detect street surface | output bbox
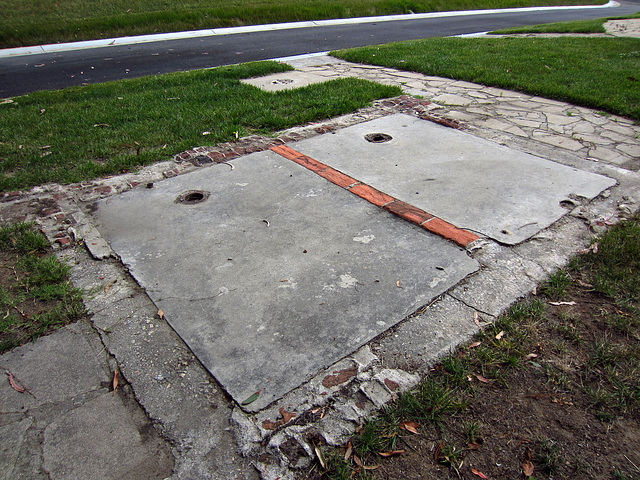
[1,1,640,97]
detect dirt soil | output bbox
[304,274,640,480]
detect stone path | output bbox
[285,55,640,171]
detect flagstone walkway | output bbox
[284,55,640,172]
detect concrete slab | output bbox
[241,71,332,92]
[93,150,478,410]
[288,114,616,244]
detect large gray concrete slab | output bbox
[290,114,616,244]
[93,150,478,410]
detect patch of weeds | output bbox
[507,298,546,321]
[579,216,640,305]
[436,442,464,473]
[605,310,640,337]
[536,438,561,475]
[462,421,481,443]
[415,379,467,422]
[585,384,617,416]
[0,222,85,353]
[612,470,640,480]
[356,417,399,456]
[0,222,49,253]
[322,451,369,480]
[543,363,571,391]
[440,353,471,389]
[551,314,583,344]
[541,269,573,300]
[587,338,621,370]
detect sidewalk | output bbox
[1,49,639,480]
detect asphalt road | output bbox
[1,1,639,97]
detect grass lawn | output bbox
[309,214,640,480]
[491,9,640,33]
[332,36,640,121]
[0,223,85,353]
[0,0,605,48]
[0,61,401,192]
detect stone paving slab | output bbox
[285,113,616,244]
[93,149,479,411]
[241,71,331,91]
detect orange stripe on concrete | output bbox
[270,145,480,248]
[421,217,480,247]
[270,145,303,160]
[383,200,434,225]
[348,184,394,207]
[291,155,328,173]
[317,168,359,188]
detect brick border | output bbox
[270,145,480,248]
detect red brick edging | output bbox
[270,145,479,248]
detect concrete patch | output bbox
[93,150,478,410]
[241,71,333,92]
[288,114,616,244]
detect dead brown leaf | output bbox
[495,330,505,340]
[522,460,534,476]
[400,420,419,434]
[434,441,443,462]
[104,280,115,293]
[112,370,118,396]
[157,309,165,319]
[344,442,353,462]
[468,341,482,349]
[474,311,482,328]
[353,454,363,468]
[314,445,326,469]
[279,406,296,423]
[471,468,489,479]
[378,450,405,457]
[262,419,278,430]
[475,374,490,384]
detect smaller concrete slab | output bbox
[241,71,332,92]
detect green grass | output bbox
[0,222,85,353]
[580,219,640,305]
[491,10,640,34]
[0,61,401,192]
[332,36,640,121]
[0,0,605,49]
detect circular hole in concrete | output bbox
[365,133,393,143]
[176,190,210,205]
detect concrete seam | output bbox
[86,293,178,451]
[445,292,495,320]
